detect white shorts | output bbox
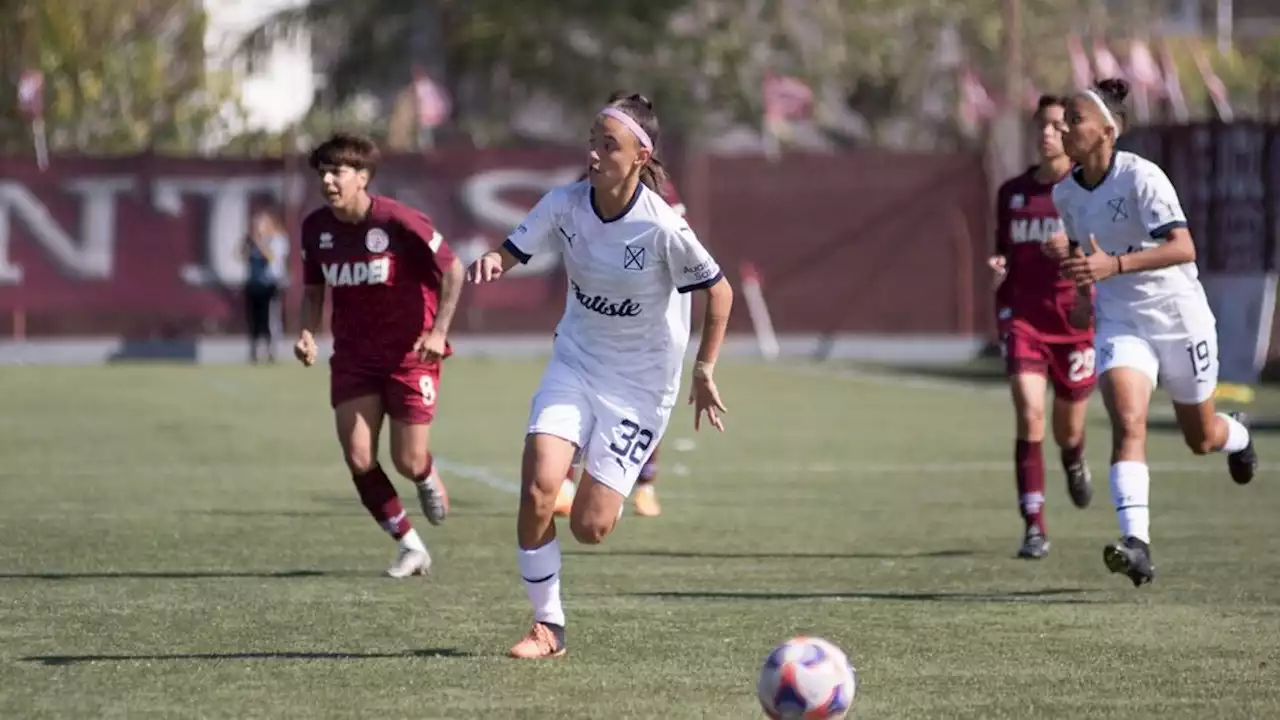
[527,360,673,497]
[1095,296,1218,405]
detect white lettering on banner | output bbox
[152,176,300,287]
[0,178,135,284]
[459,166,581,278]
[0,165,578,289]
[321,257,391,286]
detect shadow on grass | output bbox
[566,549,978,561]
[0,569,356,581]
[626,587,1100,605]
[22,648,471,666]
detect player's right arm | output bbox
[990,181,1012,292]
[295,216,325,366]
[468,188,563,284]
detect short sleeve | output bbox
[1133,163,1188,239]
[395,205,456,270]
[665,222,723,293]
[300,217,323,286]
[993,183,1011,256]
[502,189,562,264]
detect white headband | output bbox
[598,107,653,150]
[1082,89,1120,137]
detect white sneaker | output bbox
[384,547,431,578]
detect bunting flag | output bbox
[1159,40,1191,122]
[17,70,48,170]
[1189,43,1234,122]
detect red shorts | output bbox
[1003,329,1096,402]
[330,363,441,425]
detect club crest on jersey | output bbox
[1108,197,1128,222]
[365,228,390,253]
[1010,194,1025,209]
[319,232,334,249]
[623,246,645,270]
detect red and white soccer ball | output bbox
[757,636,858,719]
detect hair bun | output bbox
[606,91,653,110]
[1095,78,1130,103]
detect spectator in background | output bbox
[242,208,290,363]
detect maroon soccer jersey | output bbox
[301,196,457,370]
[994,167,1092,343]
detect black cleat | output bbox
[1226,412,1257,486]
[1017,529,1051,559]
[1064,460,1093,509]
[1103,536,1155,587]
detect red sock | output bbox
[1015,440,1046,534]
[352,465,411,539]
[1060,442,1084,470]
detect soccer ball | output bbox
[756,636,857,719]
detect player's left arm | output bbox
[667,223,733,431]
[398,209,463,363]
[1115,164,1195,273]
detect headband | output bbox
[1082,89,1120,137]
[598,107,653,150]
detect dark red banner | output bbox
[0,150,991,338]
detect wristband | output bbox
[1116,255,1124,275]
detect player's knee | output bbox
[342,446,377,475]
[568,514,612,545]
[390,448,429,480]
[1016,407,1045,439]
[519,474,559,517]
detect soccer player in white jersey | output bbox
[1048,78,1258,587]
[467,94,734,658]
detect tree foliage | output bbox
[0,0,241,155]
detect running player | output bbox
[990,94,1095,560]
[554,92,689,519]
[295,132,462,578]
[1049,79,1258,587]
[468,94,733,659]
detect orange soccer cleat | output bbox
[553,479,576,517]
[632,483,661,517]
[508,622,566,659]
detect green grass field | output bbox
[1,360,1278,719]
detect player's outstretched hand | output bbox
[467,251,505,284]
[987,254,1008,288]
[1061,234,1118,284]
[413,328,447,364]
[688,362,726,432]
[294,331,318,367]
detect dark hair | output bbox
[602,91,668,192]
[1036,94,1067,112]
[308,132,380,179]
[1092,78,1130,132]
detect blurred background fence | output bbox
[3,0,1280,381]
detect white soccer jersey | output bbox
[503,180,723,406]
[1052,151,1202,324]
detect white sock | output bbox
[399,528,426,553]
[1110,461,1151,543]
[1217,413,1251,453]
[518,539,565,627]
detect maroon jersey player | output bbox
[989,95,1095,560]
[294,132,464,578]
